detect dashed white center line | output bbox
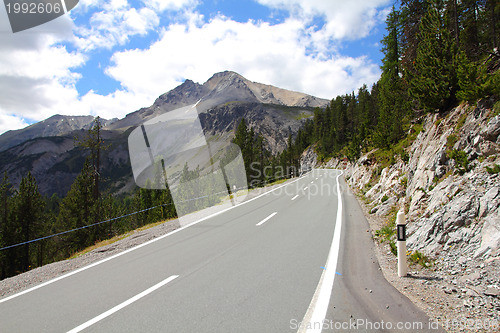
[67,275,179,333]
[256,212,277,226]
[291,195,299,201]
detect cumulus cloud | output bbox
[142,0,199,12]
[106,13,380,100]
[0,0,388,135]
[0,6,85,133]
[0,114,30,134]
[257,0,390,40]
[74,1,160,51]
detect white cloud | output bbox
[74,1,160,51]
[0,7,85,133]
[76,89,154,120]
[257,0,391,40]
[105,14,380,101]
[0,114,30,134]
[142,0,199,12]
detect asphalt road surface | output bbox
[0,169,443,332]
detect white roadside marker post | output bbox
[396,210,408,277]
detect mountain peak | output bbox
[208,70,244,80]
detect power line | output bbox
[0,172,298,252]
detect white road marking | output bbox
[291,195,299,201]
[256,212,277,226]
[301,170,344,333]
[67,275,179,333]
[304,186,308,190]
[0,171,313,304]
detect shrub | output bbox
[450,149,471,175]
[486,164,500,174]
[401,150,410,163]
[446,134,458,150]
[389,240,397,256]
[375,223,395,242]
[456,113,468,132]
[408,250,433,268]
[400,176,408,189]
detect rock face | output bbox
[343,100,500,262]
[301,99,500,263]
[299,145,318,174]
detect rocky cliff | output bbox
[301,99,500,304]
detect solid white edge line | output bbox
[66,275,179,333]
[256,212,277,226]
[0,171,313,304]
[300,169,343,333]
[291,194,299,201]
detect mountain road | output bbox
[0,169,442,332]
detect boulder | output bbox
[480,116,500,142]
[474,212,500,258]
[479,187,500,218]
[445,192,478,227]
[435,165,447,179]
[375,197,397,216]
[479,141,498,157]
[484,287,500,297]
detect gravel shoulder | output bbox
[0,178,294,300]
[354,191,500,333]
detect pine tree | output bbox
[56,159,96,256]
[12,172,45,272]
[375,6,406,147]
[233,118,251,173]
[460,0,481,60]
[139,186,153,226]
[409,0,458,112]
[400,0,430,76]
[76,117,107,238]
[0,173,13,279]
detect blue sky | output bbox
[0,0,392,134]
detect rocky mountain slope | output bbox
[0,71,328,196]
[0,115,117,152]
[342,99,500,262]
[107,71,327,131]
[301,99,500,325]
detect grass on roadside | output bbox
[68,218,176,260]
[374,206,398,256]
[408,250,433,268]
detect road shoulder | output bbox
[348,185,476,333]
